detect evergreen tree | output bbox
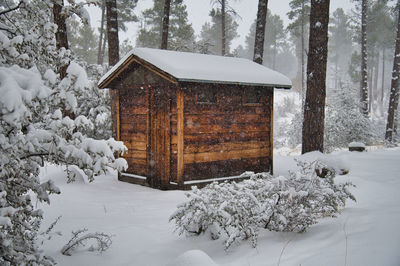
[366,1,395,111]
[287,0,310,92]
[253,0,268,64]
[245,11,287,69]
[385,0,400,142]
[136,0,195,52]
[67,16,98,64]
[360,0,369,114]
[161,0,171,49]
[0,1,126,264]
[328,8,353,89]
[199,8,239,55]
[97,0,138,64]
[302,0,330,154]
[325,84,376,151]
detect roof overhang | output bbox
[98,48,292,90]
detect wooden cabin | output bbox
[98,48,292,190]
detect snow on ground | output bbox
[40,148,400,266]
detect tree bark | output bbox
[302,0,330,154]
[53,0,69,79]
[253,0,268,65]
[221,0,226,56]
[360,0,369,115]
[161,0,171,49]
[106,0,120,65]
[372,50,380,111]
[381,48,385,104]
[97,0,106,64]
[106,0,120,139]
[385,0,400,142]
[301,1,306,95]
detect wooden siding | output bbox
[178,84,273,181]
[119,88,148,176]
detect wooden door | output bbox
[149,86,171,189]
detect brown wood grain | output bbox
[184,140,269,154]
[177,88,184,186]
[184,148,270,164]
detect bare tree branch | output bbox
[0,1,23,16]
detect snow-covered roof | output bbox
[98,48,292,89]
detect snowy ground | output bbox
[40,147,400,266]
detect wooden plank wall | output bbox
[119,87,149,176]
[174,84,273,181]
[149,86,171,189]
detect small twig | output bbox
[343,219,349,266]
[277,234,297,266]
[0,0,23,16]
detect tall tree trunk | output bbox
[97,0,106,65]
[273,39,277,69]
[106,0,119,66]
[381,48,385,104]
[373,51,380,111]
[106,0,120,140]
[101,34,107,64]
[53,0,69,79]
[253,0,268,64]
[368,51,374,113]
[221,0,226,56]
[301,1,306,95]
[360,0,369,115]
[161,0,171,49]
[302,0,330,154]
[385,0,400,142]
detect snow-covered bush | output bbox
[324,84,377,152]
[170,160,355,250]
[0,1,125,264]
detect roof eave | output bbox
[178,78,292,89]
[98,54,179,89]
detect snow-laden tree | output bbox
[325,84,376,152]
[0,1,127,264]
[170,160,355,250]
[136,0,195,52]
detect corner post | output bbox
[177,88,184,187]
[270,89,274,175]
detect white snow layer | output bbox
[39,148,400,266]
[166,250,219,266]
[99,48,292,88]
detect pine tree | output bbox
[246,12,287,68]
[0,1,126,264]
[385,0,400,142]
[328,8,353,89]
[302,0,330,154]
[325,84,375,151]
[253,0,268,64]
[161,0,171,49]
[360,0,369,115]
[67,16,98,64]
[106,0,120,143]
[199,8,239,55]
[136,0,195,52]
[97,0,138,64]
[53,0,69,78]
[287,0,310,93]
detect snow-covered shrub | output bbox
[170,160,355,250]
[0,1,125,264]
[324,84,377,152]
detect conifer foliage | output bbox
[170,160,355,250]
[0,1,126,264]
